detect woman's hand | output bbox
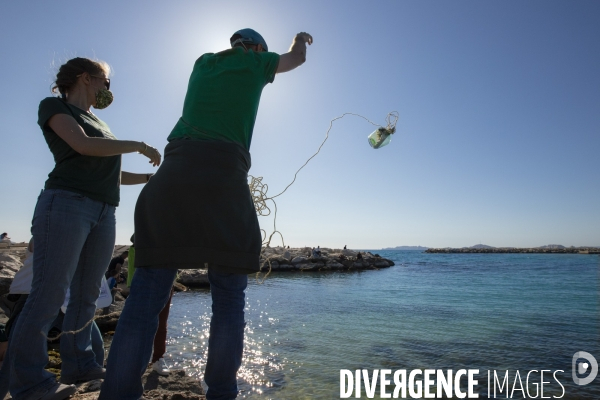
[139,142,161,166]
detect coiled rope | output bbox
[251,111,399,282]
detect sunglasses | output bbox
[91,75,111,90]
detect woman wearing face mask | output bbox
[5,57,161,400]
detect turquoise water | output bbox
[165,251,599,399]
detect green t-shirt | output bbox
[167,48,280,149]
[38,97,122,206]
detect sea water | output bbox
[165,251,599,399]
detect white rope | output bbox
[250,112,399,282]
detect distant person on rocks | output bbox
[357,252,363,260]
[343,245,347,250]
[99,29,313,400]
[102,268,123,315]
[106,269,121,291]
[0,233,10,243]
[5,57,161,400]
[105,250,128,279]
[312,246,322,258]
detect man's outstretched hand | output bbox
[277,32,314,74]
[296,32,313,45]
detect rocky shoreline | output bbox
[106,245,396,288]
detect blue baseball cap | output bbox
[230,28,268,52]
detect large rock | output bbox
[326,261,344,269]
[143,369,204,398]
[0,253,22,295]
[275,263,295,271]
[291,256,308,264]
[72,368,205,399]
[341,249,357,257]
[177,269,209,288]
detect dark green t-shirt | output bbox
[167,48,280,149]
[38,97,122,206]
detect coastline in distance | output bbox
[382,246,429,251]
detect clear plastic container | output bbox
[368,127,393,149]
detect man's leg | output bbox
[204,268,248,400]
[151,288,174,363]
[99,267,176,400]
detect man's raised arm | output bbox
[277,32,313,74]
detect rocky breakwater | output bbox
[0,245,395,298]
[259,247,395,272]
[129,247,396,288]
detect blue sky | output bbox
[1,0,598,248]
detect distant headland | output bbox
[424,244,600,254]
[382,246,429,251]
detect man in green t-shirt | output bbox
[100,29,313,400]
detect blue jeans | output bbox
[99,267,247,400]
[49,312,104,367]
[0,321,104,400]
[7,189,115,400]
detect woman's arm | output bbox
[47,114,161,166]
[121,171,153,185]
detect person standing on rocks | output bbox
[99,29,313,400]
[105,250,128,279]
[5,57,161,400]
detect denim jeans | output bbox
[50,312,104,367]
[0,320,104,400]
[7,189,115,400]
[99,267,248,400]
